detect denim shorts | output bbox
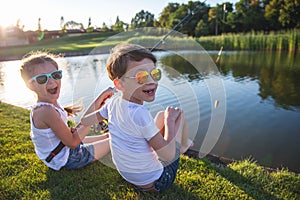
[135,143,181,192]
[63,142,95,169]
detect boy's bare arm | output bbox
[148,107,181,161]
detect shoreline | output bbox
[0,49,110,62]
[185,149,283,174]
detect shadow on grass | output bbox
[135,185,201,200]
[199,154,281,200]
[39,153,197,200]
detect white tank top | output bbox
[30,102,70,170]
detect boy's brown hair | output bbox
[106,43,157,80]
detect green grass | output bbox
[0,32,118,59]
[1,101,299,200]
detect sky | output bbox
[0,0,238,31]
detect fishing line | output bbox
[151,0,206,52]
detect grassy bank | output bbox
[1,29,299,62]
[0,32,118,61]
[0,101,299,199]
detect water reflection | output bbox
[218,51,300,110]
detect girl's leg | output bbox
[82,133,109,143]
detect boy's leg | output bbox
[154,111,165,136]
[155,109,193,154]
[92,138,110,161]
[175,112,193,154]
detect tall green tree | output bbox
[64,21,84,30]
[228,0,267,32]
[86,17,93,32]
[112,16,124,32]
[37,18,42,31]
[60,16,65,30]
[158,3,180,29]
[158,1,209,36]
[182,1,209,36]
[265,0,299,29]
[101,22,109,31]
[194,19,209,36]
[278,0,300,28]
[130,10,155,29]
[265,0,282,30]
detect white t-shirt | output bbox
[30,102,70,170]
[99,97,163,186]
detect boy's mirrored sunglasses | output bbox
[125,68,161,84]
[29,70,62,85]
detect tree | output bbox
[101,22,109,31]
[208,6,218,35]
[16,18,24,31]
[86,17,93,32]
[60,16,65,29]
[158,3,180,29]
[111,16,124,32]
[195,19,209,36]
[64,21,84,30]
[265,0,299,30]
[265,0,282,30]
[37,18,42,31]
[60,16,67,33]
[278,0,300,28]
[159,1,209,36]
[226,0,267,32]
[130,10,155,29]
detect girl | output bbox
[20,51,115,170]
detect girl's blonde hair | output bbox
[20,51,83,116]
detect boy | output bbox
[81,43,192,192]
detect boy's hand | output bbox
[164,106,182,123]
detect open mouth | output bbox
[48,87,58,95]
[142,89,155,94]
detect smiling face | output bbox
[116,58,158,104]
[27,62,61,106]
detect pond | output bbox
[0,50,299,173]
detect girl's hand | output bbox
[81,87,117,120]
[70,127,77,134]
[99,87,117,107]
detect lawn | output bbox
[0,102,299,200]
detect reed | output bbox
[197,29,300,52]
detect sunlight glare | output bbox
[0,60,36,108]
[0,0,40,30]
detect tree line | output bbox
[25,0,300,36]
[121,0,299,36]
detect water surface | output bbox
[1,50,299,172]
